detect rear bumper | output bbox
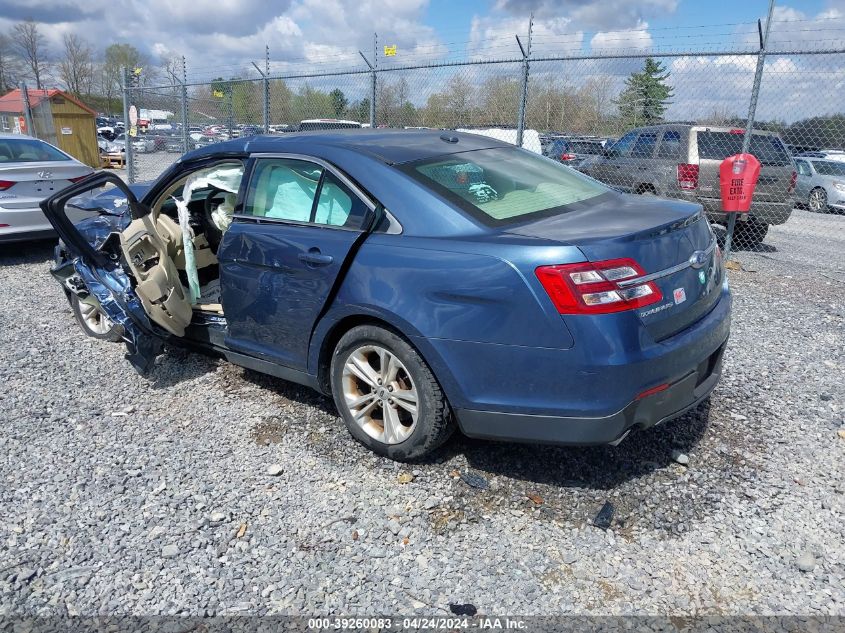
[456,343,725,445]
[420,282,731,446]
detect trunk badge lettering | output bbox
[674,288,686,304]
[37,170,52,179]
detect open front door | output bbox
[41,172,179,372]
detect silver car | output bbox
[580,124,796,247]
[0,134,94,242]
[794,158,845,213]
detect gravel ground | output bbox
[0,213,843,618]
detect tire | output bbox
[636,185,657,196]
[71,294,123,342]
[330,325,454,461]
[732,218,769,249]
[808,187,829,213]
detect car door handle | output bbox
[299,250,333,266]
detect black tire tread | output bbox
[331,324,454,461]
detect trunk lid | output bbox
[694,130,794,204]
[0,161,92,209]
[507,193,722,340]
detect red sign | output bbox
[719,153,761,213]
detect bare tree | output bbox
[11,19,49,89]
[0,32,22,94]
[59,33,94,97]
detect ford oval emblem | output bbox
[689,250,708,269]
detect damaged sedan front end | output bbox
[47,173,164,372]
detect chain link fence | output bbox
[121,41,845,268]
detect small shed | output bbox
[0,88,99,167]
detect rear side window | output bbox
[696,131,791,166]
[795,160,811,176]
[405,147,608,226]
[657,130,682,159]
[631,133,657,158]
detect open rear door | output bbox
[41,172,188,372]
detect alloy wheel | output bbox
[809,188,827,212]
[341,345,419,445]
[79,301,114,335]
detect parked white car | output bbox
[0,134,94,243]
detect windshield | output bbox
[814,161,845,176]
[697,131,791,166]
[0,138,71,162]
[406,147,608,225]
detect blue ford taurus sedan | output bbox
[44,130,730,460]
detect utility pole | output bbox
[181,56,189,153]
[359,35,377,128]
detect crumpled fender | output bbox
[68,256,163,374]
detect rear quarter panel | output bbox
[308,233,585,406]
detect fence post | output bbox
[515,14,533,147]
[264,46,270,133]
[358,44,376,128]
[19,82,34,137]
[724,0,775,259]
[227,85,234,138]
[181,57,189,153]
[371,32,378,127]
[122,68,135,184]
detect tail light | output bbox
[535,258,662,315]
[788,170,797,193]
[68,175,89,183]
[560,152,576,161]
[677,163,699,190]
[0,180,15,191]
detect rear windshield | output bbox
[568,141,605,154]
[814,161,845,176]
[696,131,791,166]
[0,138,71,162]
[405,147,608,226]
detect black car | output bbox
[543,137,607,167]
[163,132,196,153]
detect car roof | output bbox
[183,129,513,165]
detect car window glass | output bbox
[631,133,657,158]
[246,159,322,221]
[697,131,790,166]
[814,161,845,176]
[408,146,607,226]
[314,172,369,229]
[657,130,682,159]
[609,131,638,157]
[569,141,604,154]
[795,160,810,176]
[0,138,71,162]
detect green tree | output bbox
[329,88,347,118]
[101,43,149,114]
[355,97,371,124]
[616,57,673,127]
